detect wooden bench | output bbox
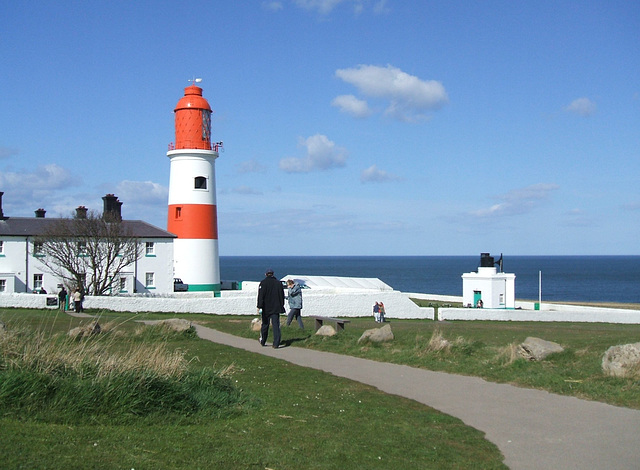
[309,316,351,332]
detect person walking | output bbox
[58,286,67,310]
[73,288,83,313]
[257,268,285,348]
[285,279,304,329]
[378,301,386,322]
[373,301,381,322]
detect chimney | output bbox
[76,206,88,219]
[102,194,122,222]
[35,208,46,218]
[0,191,4,219]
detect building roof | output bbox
[282,275,393,291]
[0,217,176,239]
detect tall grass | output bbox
[0,319,250,424]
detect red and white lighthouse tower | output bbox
[167,82,221,292]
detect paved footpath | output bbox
[194,325,640,470]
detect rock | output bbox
[316,325,336,336]
[250,318,262,331]
[358,324,394,344]
[602,342,640,378]
[157,318,192,332]
[518,337,564,361]
[68,322,101,338]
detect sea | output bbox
[220,256,640,304]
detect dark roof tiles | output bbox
[0,217,176,238]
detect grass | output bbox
[0,309,506,469]
[191,313,640,409]
[0,315,247,425]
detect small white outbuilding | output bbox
[462,254,515,309]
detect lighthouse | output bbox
[167,82,221,292]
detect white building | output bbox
[462,253,516,309]
[0,192,176,295]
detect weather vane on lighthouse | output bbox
[188,77,202,85]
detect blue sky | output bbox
[1,0,638,256]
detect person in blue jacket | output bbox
[285,279,304,329]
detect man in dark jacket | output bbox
[257,268,285,348]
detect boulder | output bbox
[602,342,640,378]
[316,325,336,336]
[518,337,564,361]
[250,318,262,332]
[68,322,101,338]
[358,324,394,344]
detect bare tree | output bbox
[34,210,142,296]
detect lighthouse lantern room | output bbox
[167,82,221,292]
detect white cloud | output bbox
[279,134,347,173]
[230,185,263,195]
[335,64,448,121]
[0,146,19,159]
[360,164,402,183]
[115,180,168,204]
[0,164,74,193]
[372,0,389,14]
[331,94,372,118]
[470,183,559,218]
[236,159,267,174]
[262,1,284,11]
[565,97,597,117]
[293,0,382,15]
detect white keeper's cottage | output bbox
[0,192,176,295]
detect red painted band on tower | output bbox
[168,204,218,239]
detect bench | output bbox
[309,316,351,332]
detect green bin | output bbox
[534,302,540,311]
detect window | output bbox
[194,176,207,190]
[120,277,127,292]
[0,240,4,255]
[145,272,155,288]
[145,242,155,256]
[175,207,182,219]
[33,241,44,256]
[0,279,5,292]
[202,109,211,142]
[77,241,88,256]
[33,274,43,291]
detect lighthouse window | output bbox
[175,207,182,219]
[194,176,207,190]
[202,110,211,142]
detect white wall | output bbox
[3,290,638,324]
[0,289,434,320]
[439,307,640,324]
